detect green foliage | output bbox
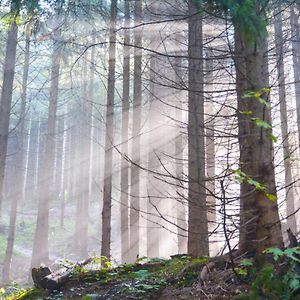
[242,88,271,108]
[19,256,209,299]
[239,110,253,116]
[241,88,277,142]
[251,118,272,129]
[235,259,254,276]
[263,247,300,263]
[82,294,99,300]
[233,168,278,202]
[193,0,269,43]
[233,169,266,191]
[239,248,300,300]
[0,283,35,300]
[132,269,151,280]
[266,193,277,202]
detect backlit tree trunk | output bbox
[147,56,160,258]
[31,36,61,267]
[101,0,117,258]
[120,0,131,263]
[274,3,296,233]
[235,4,283,254]
[129,0,142,263]
[174,33,187,254]
[187,0,209,257]
[74,57,90,258]
[290,4,300,152]
[2,24,30,282]
[205,50,216,254]
[0,13,18,215]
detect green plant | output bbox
[241,247,300,300]
[235,259,254,276]
[0,283,35,300]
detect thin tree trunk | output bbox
[147,57,160,258]
[174,34,187,254]
[187,1,209,257]
[74,57,90,258]
[205,50,216,251]
[129,0,142,263]
[31,37,61,267]
[54,118,64,199]
[120,0,131,263]
[60,109,68,229]
[101,0,117,258]
[290,4,300,152]
[274,3,297,233]
[25,118,40,202]
[235,4,283,254]
[2,24,30,282]
[0,13,18,216]
[88,43,96,205]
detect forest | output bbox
[1,0,300,299]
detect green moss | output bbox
[16,256,210,299]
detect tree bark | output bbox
[274,3,297,233]
[2,24,30,283]
[31,36,61,267]
[174,33,187,254]
[205,49,216,253]
[235,4,283,254]
[101,0,118,258]
[0,14,18,215]
[120,0,131,263]
[290,4,300,152]
[74,56,90,259]
[187,1,209,257]
[129,0,142,263]
[147,56,160,258]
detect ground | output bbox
[0,255,250,300]
[3,249,300,300]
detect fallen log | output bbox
[32,258,92,290]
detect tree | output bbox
[129,0,142,263]
[233,1,283,254]
[0,2,19,215]
[2,22,31,283]
[273,2,296,233]
[120,0,131,263]
[290,3,300,153]
[174,32,187,254]
[101,0,118,258]
[187,0,209,257]
[31,31,62,267]
[74,56,90,259]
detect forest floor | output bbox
[3,250,300,300]
[0,255,250,300]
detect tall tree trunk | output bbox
[2,24,30,282]
[205,50,216,252]
[290,4,300,153]
[31,37,61,267]
[0,13,18,215]
[274,3,297,233]
[54,118,64,199]
[120,0,131,263]
[174,34,187,254]
[235,4,283,254]
[147,57,160,258]
[129,0,142,263]
[74,57,90,258]
[187,1,209,257]
[60,107,68,228]
[101,0,117,258]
